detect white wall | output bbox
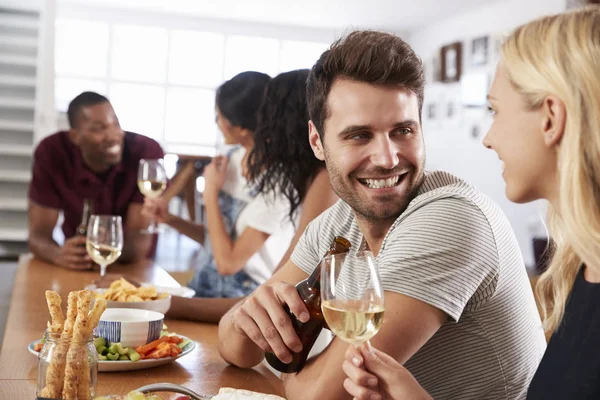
[408,0,567,268]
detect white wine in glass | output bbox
[86,215,124,277]
[138,158,168,233]
[321,251,385,346]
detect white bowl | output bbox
[95,308,164,348]
[104,295,171,315]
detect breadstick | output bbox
[86,298,107,336]
[63,291,79,336]
[77,297,105,400]
[62,290,92,400]
[39,291,67,398]
[44,290,64,334]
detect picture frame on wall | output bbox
[471,35,489,66]
[441,42,462,83]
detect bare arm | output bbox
[274,168,337,273]
[165,213,206,244]
[166,296,242,323]
[281,292,446,400]
[204,192,270,276]
[218,259,309,368]
[28,201,91,270]
[120,203,152,263]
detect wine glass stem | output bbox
[365,340,374,354]
[100,264,107,277]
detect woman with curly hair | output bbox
[247,68,338,271]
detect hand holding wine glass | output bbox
[321,250,385,346]
[86,215,124,277]
[138,158,167,233]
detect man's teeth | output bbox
[107,145,121,154]
[363,176,400,189]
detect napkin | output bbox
[212,388,286,400]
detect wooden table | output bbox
[0,257,284,398]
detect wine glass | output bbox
[137,158,168,233]
[86,215,124,277]
[320,250,385,347]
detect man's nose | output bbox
[370,136,399,170]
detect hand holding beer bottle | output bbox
[231,236,351,373]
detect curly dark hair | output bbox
[247,69,323,223]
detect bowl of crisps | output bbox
[91,278,172,315]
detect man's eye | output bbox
[487,106,496,116]
[349,133,369,140]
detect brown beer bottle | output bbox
[265,235,351,373]
[76,198,94,236]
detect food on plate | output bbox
[135,335,185,360]
[39,290,107,400]
[93,391,186,400]
[213,388,286,399]
[93,337,141,362]
[97,278,169,302]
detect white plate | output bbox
[28,335,195,372]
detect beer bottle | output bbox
[76,199,94,236]
[265,235,351,373]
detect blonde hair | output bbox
[501,6,600,333]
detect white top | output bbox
[291,170,547,400]
[222,146,295,284]
[236,190,296,284]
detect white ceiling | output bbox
[60,0,504,31]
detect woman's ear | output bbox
[542,95,566,148]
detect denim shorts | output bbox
[188,264,259,298]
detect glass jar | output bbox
[36,330,98,399]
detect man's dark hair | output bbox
[215,71,271,132]
[67,91,110,129]
[306,30,425,136]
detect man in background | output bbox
[28,91,164,270]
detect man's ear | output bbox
[68,128,80,145]
[308,121,325,161]
[541,95,566,148]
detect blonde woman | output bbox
[342,6,600,400]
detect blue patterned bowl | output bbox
[95,308,164,348]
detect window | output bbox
[111,25,169,83]
[54,18,329,153]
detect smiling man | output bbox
[217,31,546,400]
[28,91,164,270]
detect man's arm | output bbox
[218,259,309,368]
[28,201,91,269]
[282,292,446,400]
[120,203,152,262]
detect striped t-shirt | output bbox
[291,170,547,400]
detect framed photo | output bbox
[471,36,489,66]
[441,42,462,83]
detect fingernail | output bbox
[368,378,378,387]
[299,312,310,322]
[283,355,293,364]
[352,356,361,366]
[293,344,302,353]
[370,394,381,400]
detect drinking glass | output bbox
[86,215,124,277]
[320,251,385,347]
[137,158,168,233]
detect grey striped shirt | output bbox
[291,171,546,400]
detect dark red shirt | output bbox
[29,131,164,255]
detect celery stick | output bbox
[118,355,129,360]
[106,352,119,360]
[94,337,106,348]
